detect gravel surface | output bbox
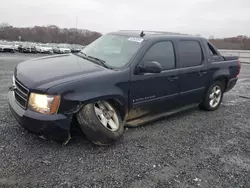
[0,53,250,188]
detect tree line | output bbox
[1,23,250,50]
[209,35,250,50]
[0,23,102,45]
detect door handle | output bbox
[198,71,207,76]
[168,76,179,81]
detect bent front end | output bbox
[8,82,72,142]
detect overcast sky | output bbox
[1,0,250,37]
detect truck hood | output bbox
[0,44,13,49]
[15,54,107,91]
[22,46,32,49]
[41,47,53,50]
[59,47,71,51]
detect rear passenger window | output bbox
[142,41,175,70]
[179,41,203,68]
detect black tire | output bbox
[77,101,124,146]
[200,81,224,111]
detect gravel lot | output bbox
[0,53,250,188]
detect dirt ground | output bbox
[0,53,250,188]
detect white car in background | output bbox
[53,44,71,54]
[13,42,21,51]
[36,44,53,54]
[0,41,15,53]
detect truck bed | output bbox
[223,56,239,61]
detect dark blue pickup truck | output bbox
[8,30,241,145]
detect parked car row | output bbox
[0,40,86,54]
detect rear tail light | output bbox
[236,59,241,78]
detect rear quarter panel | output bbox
[206,60,238,83]
[201,38,239,85]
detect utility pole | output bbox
[74,15,78,45]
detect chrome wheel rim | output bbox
[209,85,222,108]
[94,101,119,132]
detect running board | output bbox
[125,104,199,128]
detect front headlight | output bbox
[28,93,61,114]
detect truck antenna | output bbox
[140,31,145,37]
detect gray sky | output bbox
[1,0,250,37]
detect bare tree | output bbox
[209,35,214,40]
[0,24,102,45]
[0,22,10,28]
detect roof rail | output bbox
[118,30,188,36]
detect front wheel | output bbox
[77,100,124,146]
[200,81,224,111]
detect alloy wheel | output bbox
[94,101,119,132]
[209,85,222,108]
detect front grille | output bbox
[14,79,29,109]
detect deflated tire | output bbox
[77,101,124,146]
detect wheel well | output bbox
[107,99,127,121]
[215,76,228,91]
[74,98,127,121]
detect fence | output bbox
[219,50,250,63]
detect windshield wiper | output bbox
[86,55,111,69]
[79,51,87,56]
[78,52,111,69]
[78,51,88,59]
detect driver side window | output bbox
[142,41,176,70]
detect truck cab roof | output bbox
[109,30,206,41]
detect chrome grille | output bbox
[14,78,29,109]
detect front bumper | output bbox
[22,48,32,52]
[225,78,238,92]
[8,91,72,142]
[1,48,14,52]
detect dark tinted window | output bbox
[179,41,203,68]
[142,41,175,70]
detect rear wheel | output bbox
[77,100,124,146]
[200,81,224,111]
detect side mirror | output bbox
[137,61,163,74]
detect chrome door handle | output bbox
[168,76,179,81]
[198,71,207,76]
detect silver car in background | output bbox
[0,41,15,53]
[35,43,53,54]
[53,44,71,54]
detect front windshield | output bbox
[0,41,12,45]
[80,34,144,68]
[59,44,68,48]
[41,44,49,47]
[23,43,31,47]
